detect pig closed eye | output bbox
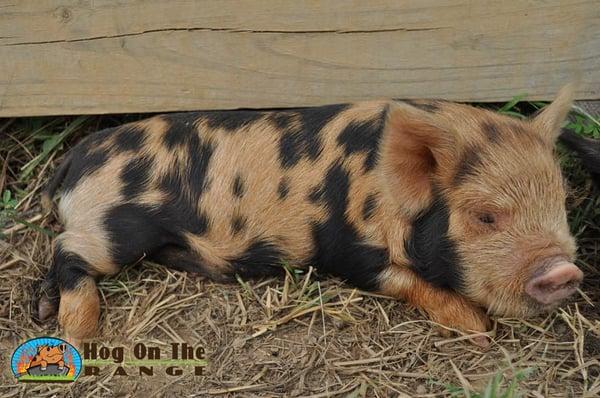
[478,213,495,225]
[468,210,500,233]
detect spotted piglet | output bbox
[38,86,583,345]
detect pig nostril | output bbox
[525,261,583,305]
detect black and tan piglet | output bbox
[38,86,583,345]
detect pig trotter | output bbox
[45,240,103,343]
[379,266,491,346]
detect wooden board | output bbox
[0,0,598,117]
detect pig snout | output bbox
[525,258,583,305]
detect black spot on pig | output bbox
[114,125,146,152]
[309,162,388,290]
[104,203,174,265]
[162,113,200,149]
[337,108,387,171]
[277,178,290,200]
[201,110,264,131]
[105,200,210,266]
[278,104,348,168]
[158,171,183,201]
[232,174,245,198]
[121,156,153,199]
[61,129,115,193]
[157,172,211,236]
[270,112,296,130]
[231,215,247,234]
[481,122,501,143]
[62,150,109,193]
[184,210,210,236]
[307,186,320,203]
[453,146,483,185]
[149,244,207,274]
[187,135,215,198]
[404,193,462,290]
[362,193,378,221]
[229,239,285,278]
[279,126,305,168]
[53,242,90,291]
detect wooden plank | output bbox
[0,0,598,117]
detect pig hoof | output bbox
[37,296,58,322]
[471,334,490,348]
[64,334,83,350]
[31,279,59,323]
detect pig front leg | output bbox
[378,265,491,346]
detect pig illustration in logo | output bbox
[26,344,67,374]
[12,337,81,382]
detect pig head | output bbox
[379,85,582,323]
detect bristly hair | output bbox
[404,190,463,291]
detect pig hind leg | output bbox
[38,239,102,343]
[38,204,184,341]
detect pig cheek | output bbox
[447,216,504,304]
[458,241,532,316]
[449,214,535,316]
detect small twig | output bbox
[2,213,43,235]
[317,281,327,346]
[199,383,267,395]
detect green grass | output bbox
[0,116,92,237]
[0,189,18,236]
[17,374,76,382]
[444,368,535,398]
[19,116,88,181]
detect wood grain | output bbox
[0,0,598,116]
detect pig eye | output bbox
[478,213,496,225]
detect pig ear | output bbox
[380,103,455,216]
[532,84,575,143]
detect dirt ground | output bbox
[0,109,599,397]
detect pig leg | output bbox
[379,266,490,344]
[58,359,64,370]
[40,360,48,371]
[38,237,104,345]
